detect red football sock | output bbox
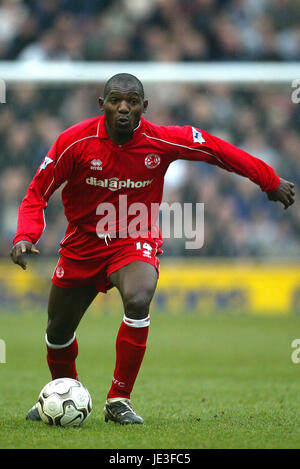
[46,334,78,380]
[107,315,150,399]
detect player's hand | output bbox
[10,241,40,270]
[267,178,295,210]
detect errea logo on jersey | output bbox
[86,177,153,191]
[90,159,103,170]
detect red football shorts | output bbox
[51,237,162,293]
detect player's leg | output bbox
[110,260,158,320]
[104,261,157,424]
[27,282,98,421]
[46,283,98,380]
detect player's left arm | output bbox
[165,125,295,209]
[266,178,295,210]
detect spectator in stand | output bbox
[0,0,299,61]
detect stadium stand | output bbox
[0,0,299,258]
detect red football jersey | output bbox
[13,115,280,259]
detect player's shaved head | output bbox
[99,73,148,144]
[104,73,145,99]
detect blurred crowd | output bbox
[0,81,299,258]
[0,0,299,259]
[0,0,300,62]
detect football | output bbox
[37,378,92,427]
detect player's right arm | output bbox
[10,240,40,270]
[10,134,74,269]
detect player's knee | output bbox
[46,320,74,346]
[123,290,152,319]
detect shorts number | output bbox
[136,242,153,258]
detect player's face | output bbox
[99,84,148,137]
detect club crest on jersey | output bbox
[39,156,54,172]
[192,127,206,144]
[90,159,103,171]
[55,266,64,278]
[145,154,160,169]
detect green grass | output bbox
[0,311,300,449]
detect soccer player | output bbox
[10,73,295,424]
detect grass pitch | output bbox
[0,311,300,449]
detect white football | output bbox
[37,378,92,427]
